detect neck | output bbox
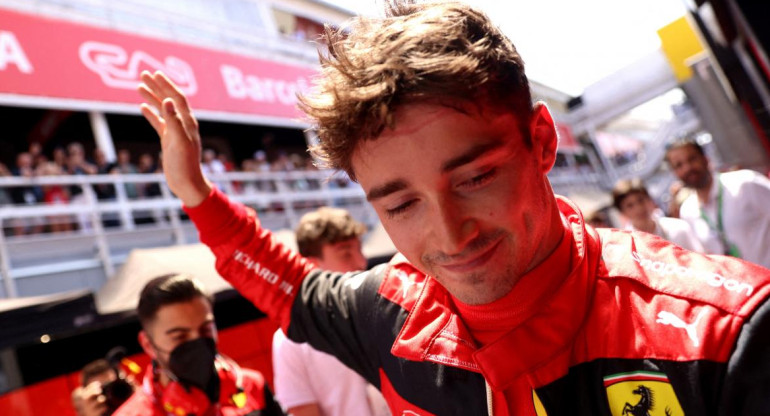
[696,173,714,203]
[526,201,565,274]
[157,365,171,387]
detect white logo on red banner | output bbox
[79,41,197,94]
[0,30,33,74]
[220,64,308,105]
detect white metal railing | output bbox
[614,108,702,179]
[548,169,609,194]
[0,170,374,298]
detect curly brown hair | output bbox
[295,207,366,258]
[300,1,533,180]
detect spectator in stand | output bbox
[201,148,227,191]
[138,152,162,198]
[28,141,45,169]
[52,146,67,170]
[67,142,98,176]
[10,152,44,235]
[253,150,275,193]
[94,149,117,202]
[666,139,770,268]
[270,151,294,172]
[116,149,139,199]
[113,274,284,416]
[240,158,256,173]
[272,207,389,416]
[217,152,235,172]
[235,159,256,194]
[612,178,703,252]
[66,142,98,232]
[37,161,73,233]
[94,148,110,173]
[254,150,271,173]
[217,152,237,193]
[201,148,225,174]
[136,152,163,225]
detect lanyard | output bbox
[699,176,741,258]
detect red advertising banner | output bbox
[0,8,316,124]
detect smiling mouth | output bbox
[438,238,502,274]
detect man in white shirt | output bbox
[611,178,704,252]
[666,139,770,268]
[272,207,389,416]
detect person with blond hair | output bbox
[272,207,389,416]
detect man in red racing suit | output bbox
[136,1,770,414]
[178,187,770,416]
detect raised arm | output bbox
[136,70,313,328]
[137,70,211,207]
[136,72,383,375]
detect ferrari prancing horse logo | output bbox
[604,371,684,416]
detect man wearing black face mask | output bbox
[113,274,284,416]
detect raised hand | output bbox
[137,70,211,207]
[71,382,107,416]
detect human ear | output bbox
[529,102,559,173]
[138,330,156,360]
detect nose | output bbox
[430,197,479,256]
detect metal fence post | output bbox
[0,217,17,298]
[83,183,115,278]
[159,177,185,246]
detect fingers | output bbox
[153,72,199,134]
[140,103,164,137]
[153,71,192,114]
[161,98,188,142]
[139,70,198,135]
[137,84,162,111]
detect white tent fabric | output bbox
[95,227,396,315]
[95,244,228,315]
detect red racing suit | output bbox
[113,357,283,416]
[186,188,770,415]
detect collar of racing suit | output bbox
[449,212,573,346]
[390,196,602,391]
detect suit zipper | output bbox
[486,380,494,416]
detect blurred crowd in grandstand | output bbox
[0,141,323,236]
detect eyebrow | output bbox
[365,141,504,202]
[441,141,505,173]
[366,179,408,202]
[164,319,215,336]
[165,327,191,336]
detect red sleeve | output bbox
[184,188,315,331]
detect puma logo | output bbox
[656,309,706,347]
[394,270,414,299]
